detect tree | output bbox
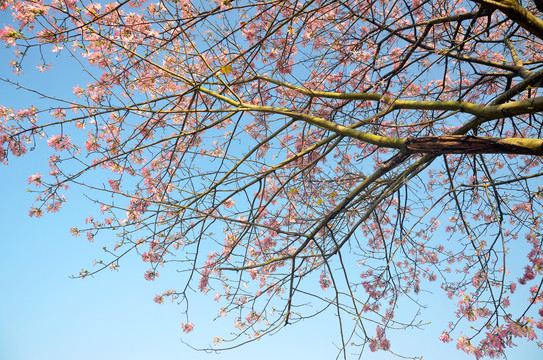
[1,0,543,358]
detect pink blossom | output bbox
[36,62,51,72]
[28,207,43,218]
[84,138,99,151]
[84,2,102,17]
[440,331,452,343]
[144,269,159,281]
[107,179,120,192]
[47,201,61,213]
[9,139,27,156]
[15,107,38,122]
[181,322,194,333]
[79,269,88,279]
[510,282,517,293]
[379,338,390,350]
[319,270,331,290]
[369,339,378,352]
[223,198,235,208]
[0,25,18,46]
[199,274,209,293]
[27,173,42,186]
[456,336,476,354]
[47,134,72,151]
[73,86,85,97]
[50,108,66,120]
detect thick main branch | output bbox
[405,135,543,155]
[241,99,543,156]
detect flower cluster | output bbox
[27,173,42,186]
[47,134,72,152]
[181,322,194,333]
[144,269,159,281]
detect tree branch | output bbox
[471,0,543,40]
[405,135,543,155]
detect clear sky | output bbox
[0,10,541,360]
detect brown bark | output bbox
[405,135,543,155]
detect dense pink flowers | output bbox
[6,138,27,157]
[519,266,536,285]
[369,326,390,352]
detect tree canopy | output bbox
[1,0,543,358]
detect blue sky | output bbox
[0,9,541,360]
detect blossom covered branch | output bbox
[1,0,543,359]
